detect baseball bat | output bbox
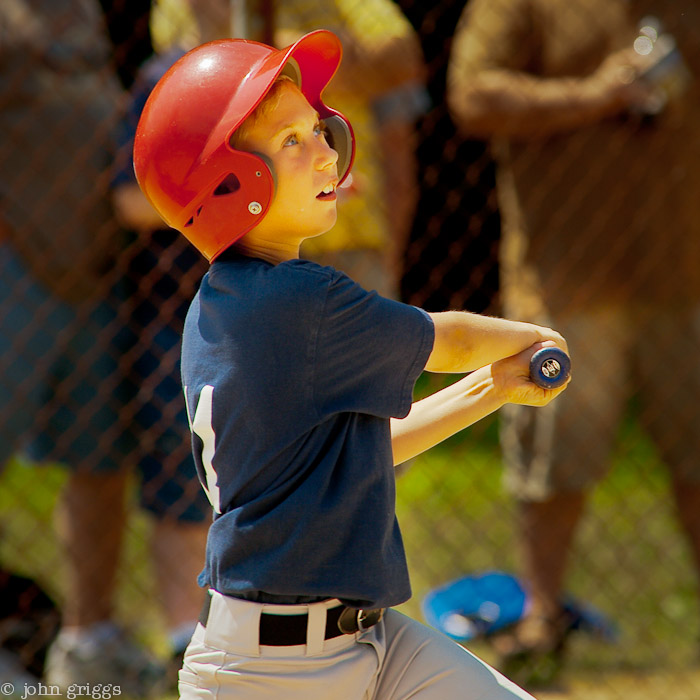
[529,347,571,389]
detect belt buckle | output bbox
[337,606,384,634]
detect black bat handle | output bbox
[529,347,571,389]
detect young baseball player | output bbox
[134,29,569,699]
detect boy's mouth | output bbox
[317,181,337,200]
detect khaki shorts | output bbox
[502,304,700,501]
[178,590,534,699]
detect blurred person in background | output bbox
[447,0,700,689]
[0,0,130,687]
[394,0,502,317]
[0,1,209,694]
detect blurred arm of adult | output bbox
[112,183,165,232]
[446,0,656,140]
[276,22,425,101]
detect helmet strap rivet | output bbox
[255,171,262,177]
[248,201,263,215]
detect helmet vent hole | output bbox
[184,205,203,228]
[214,173,241,196]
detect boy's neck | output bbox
[233,237,300,266]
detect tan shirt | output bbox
[450,0,700,315]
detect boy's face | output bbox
[234,81,340,243]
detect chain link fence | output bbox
[1,1,699,697]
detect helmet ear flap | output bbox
[181,149,275,261]
[324,115,354,182]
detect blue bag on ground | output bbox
[422,570,617,643]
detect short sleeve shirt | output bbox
[182,253,434,609]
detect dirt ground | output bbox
[536,669,700,700]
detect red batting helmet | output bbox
[133,30,354,261]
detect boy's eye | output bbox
[282,121,328,147]
[315,120,329,138]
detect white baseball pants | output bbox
[178,590,536,699]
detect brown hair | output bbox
[229,76,297,149]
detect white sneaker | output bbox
[45,625,166,698]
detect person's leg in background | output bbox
[41,299,167,697]
[46,413,208,697]
[514,490,587,625]
[138,433,210,686]
[47,472,167,696]
[54,471,129,629]
[496,307,630,687]
[151,518,208,663]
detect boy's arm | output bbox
[391,341,567,465]
[424,310,567,373]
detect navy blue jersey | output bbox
[182,252,434,609]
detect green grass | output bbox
[0,455,66,598]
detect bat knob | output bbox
[529,347,571,389]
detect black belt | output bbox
[198,593,384,646]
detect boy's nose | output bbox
[316,139,339,170]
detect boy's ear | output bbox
[252,152,277,193]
